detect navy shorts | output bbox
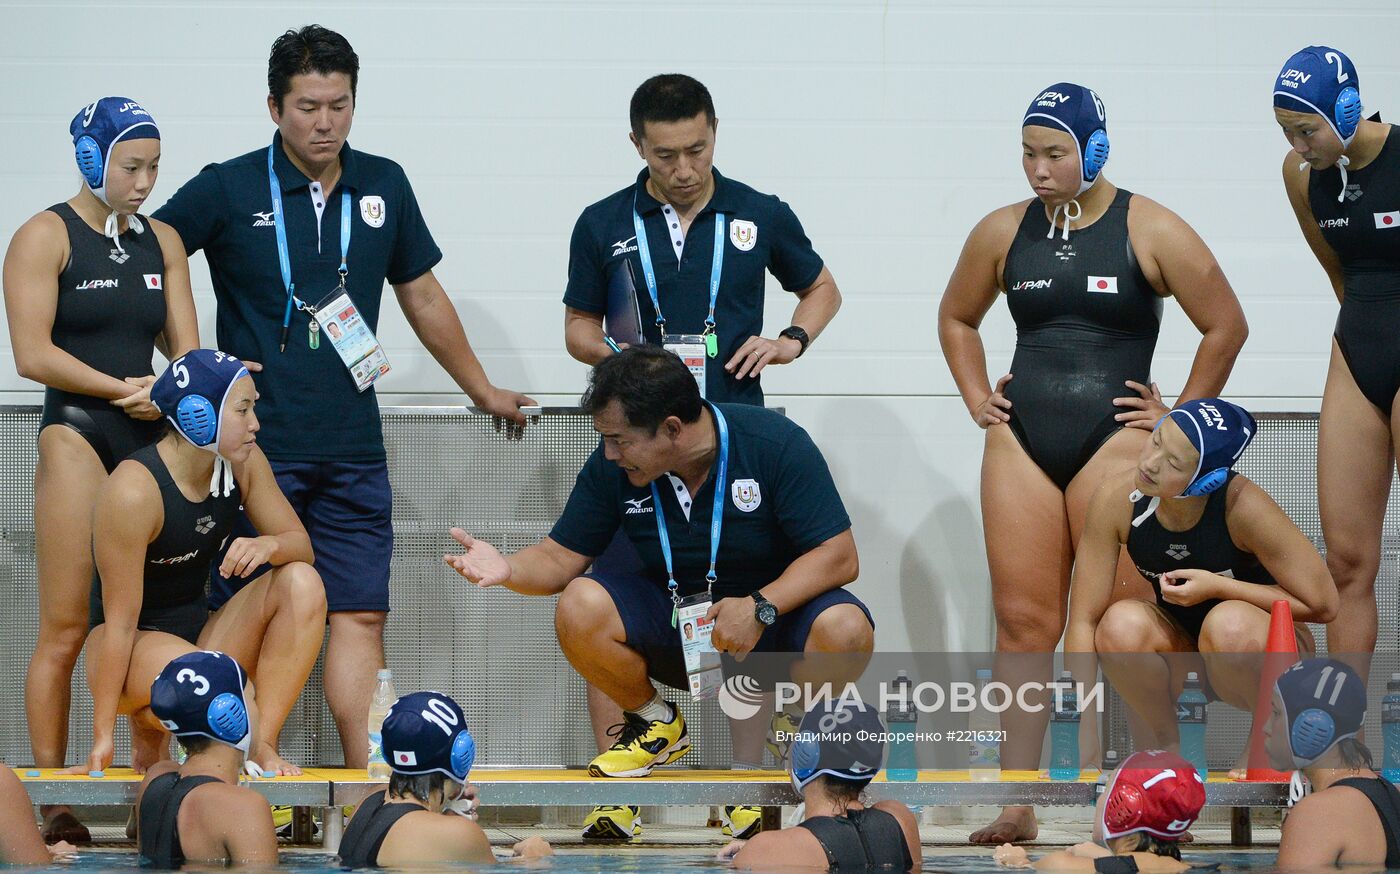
[210,459,392,613]
[587,536,874,691]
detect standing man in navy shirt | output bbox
[564,74,842,403]
[443,348,874,832]
[154,25,534,771]
[562,74,845,841]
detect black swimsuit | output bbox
[1126,472,1276,640]
[1334,777,1400,868]
[338,792,424,867]
[137,772,222,868]
[1309,126,1400,414]
[1001,189,1162,490]
[89,444,240,643]
[797,807,913,871]
[39,203,166,472]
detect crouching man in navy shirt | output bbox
[443,346,873,781]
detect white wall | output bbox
[3,0,1396,650]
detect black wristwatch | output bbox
[778,325,810,358]
[751,592,778,626]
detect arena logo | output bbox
[1011,279,1052,291]
[1034,90,1073,107]
[1278,69,1310,88]
[717,674,1106,719]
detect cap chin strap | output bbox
[100,207,144,255]
[1047,198,1083,241]
[1288,770,1310,807]
[1299,154,1352,203]
[1128,489,1162,527]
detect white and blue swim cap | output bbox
[1023,83,1110,196]
[152,350,251,497]
[1162,398,1256,497]
[150,651,252,756]
[1274,46,1363,148]
[789,699,886,792]
[69,97,160,209]
[383,691,476,786]
[1274,658,1367,768]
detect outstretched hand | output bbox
[443,528,512,587]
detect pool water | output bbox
[33,849,1357,873]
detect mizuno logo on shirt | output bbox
[624,496,654,515]
[1011,279,1052,291]
[252,211,276,227]
[1375,211,1400,229]
[1087,276,1118,293]
[611,235,639,257]
[75,279,118,290]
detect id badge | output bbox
[312,288,392,392]
[663,334,707,399]
[676,593,723,699]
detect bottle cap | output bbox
[377,669,393,680]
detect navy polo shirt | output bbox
[153,132,442,462]
[564,169,824,406]
[548,403,851,600]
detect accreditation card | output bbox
[313,288,392,392]
[677,593,723,699]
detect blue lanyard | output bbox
[631,192,724,341]
[650,404,729,625]
[268,144,351,351]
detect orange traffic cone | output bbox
[1242,599,1300,781]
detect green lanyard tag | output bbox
[705,333,718,358]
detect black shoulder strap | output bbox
[339,793,423,868]
[1336,777,1400,868]
[849,807,915,870]
[138,773,222,868]
[797,815,865,870]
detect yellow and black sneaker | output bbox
[720,805,764,839]
[588,705,690,778]
[765,708,802,765]
[581,804,642,841]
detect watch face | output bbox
[757,602,778,625]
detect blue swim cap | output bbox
[152,350,250,496]
[69,97,160,206]
[1274,658,1366,767]
[150,651,252,755]
[1274,46,1363,147]
[789,698,886,792]
[1161,398,1256,497]
[383,691,476,784]
[1023,83,1110,195]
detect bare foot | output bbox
[970,805,1038,844]
[40,808,91,845]
[130,722,171,774]
[252,743,303,776]
[1228,748,1250,781]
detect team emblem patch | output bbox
[143,273,163,290]
[360,195,386,228]
[731,479,761,512]
[393,750,417,766]
[729,219,757,251]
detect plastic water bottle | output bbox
[969,668,1001,782]
[1178,672,1209,780]
[886,670,918,781]
[1382,673,1400,783]
[1049,671,1080,781]
[367,669,395,780]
